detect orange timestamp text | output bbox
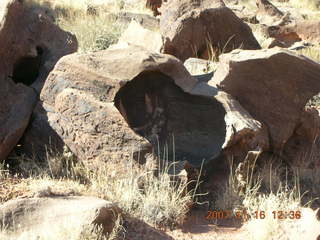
[205,210,302,220]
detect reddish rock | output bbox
[41,45,267,169]
[160,0,261,62]
[40,45,196,165]
[146,0,163,16]
[210,48,320,153]
[283,108,320,167]
[0,196,121,238]
[268,20,320,47]
[0,0,77,91]
[0,0,77,161]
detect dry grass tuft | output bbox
[298,46,320,63]
[1,146,195,238]
[26,0,150,53]
[290,0,320,11]
[88,159,193,228]
[214,149,320,239]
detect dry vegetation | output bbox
[214,152,320,239]
[3,141,320,239]
[298,46,320,63]
[2,0,320,239]
[27,0,151,53]
[1,146,195,239]
[289,0,320,11]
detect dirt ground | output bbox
[125,207,250,240]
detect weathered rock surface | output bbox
[19,104,65,159]
[41,45,266,169]
[0,0,77,161]
[116,20,164,53]
[0,196,121,238]
[268,20,320,47]
[283,108,320,167]
[41,45,195,165]
[191,85,269,164]
[210,48,320,153]
[184,58,217,76]
[0,0,77,91]
[256,0,284,24]
[160,0,261,61]
[0,83,37,162]
[113,12,160,30]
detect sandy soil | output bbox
[125,208,250,240]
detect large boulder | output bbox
[210,48,320,153]
[0,196,121,238]
[41,45,267,169]
[40,45,195,165]
[160,0,261,62]
[0,0,77,91]
[0,0,77,161]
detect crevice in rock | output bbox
[11,46,44,86]
[114,71,227,167]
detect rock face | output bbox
[256,0,283,17]
[283,108,320,167]
[0,83,37,162]
[146,0,163,16]
[0,196,121,238]
[256,0,284,24]
[116,20,164,53]
[160,0,261,62]
[41,45,266,169]
[0,0,77,161]
[210,48,320,153]
[0,0,77,91]
[115,12,160,30]
[268,20,320,47]
[41,45,195,165]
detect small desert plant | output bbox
[0,161,9,179]
[57,13,126,52]
[206,34,238,62]
[88,157,195,228]
[298,46,320,63]
[290,0,320,10]
[80,216,125,240]
[3,143,197,230]
[27,0,151,53]
[216,148,320,240]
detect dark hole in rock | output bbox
[12,46,44,86]
[115,71,226,167]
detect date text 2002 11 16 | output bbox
[205,210,302,220]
